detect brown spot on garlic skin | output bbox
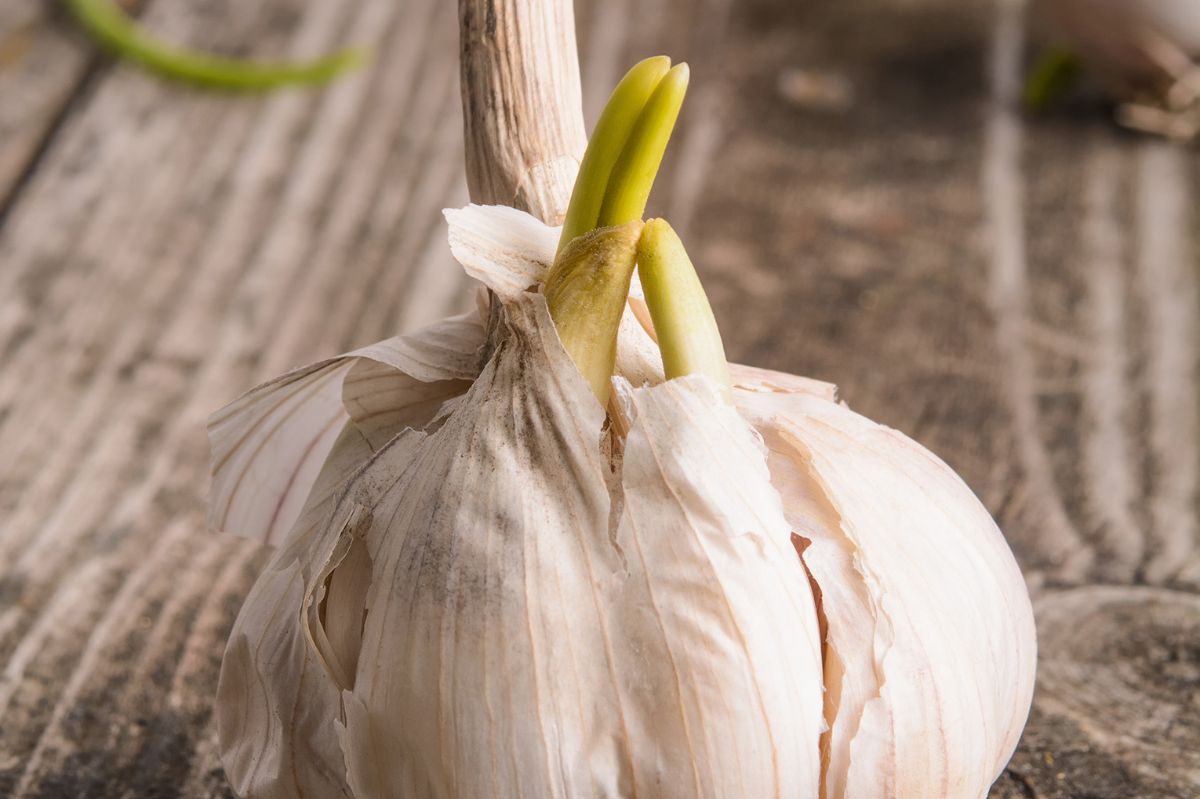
[791,531,833,796]
[791,534,828,652]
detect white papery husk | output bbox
[209,205,1036,799]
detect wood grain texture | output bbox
[0,0,97,215]
[0,0,1196,796]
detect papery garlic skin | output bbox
[333,297,825,798]
[213,313,486,798]
[213,207,825,798]
[734,379,1036,798]
[209,205,1035,799]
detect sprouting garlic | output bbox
[209,202,1036,798]
[209,57,1036,799]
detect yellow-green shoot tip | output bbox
[595,63,689,229]
[557,55,674,254]
[636,218,731,402]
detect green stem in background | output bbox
[636,218,731,403]
[1022,48,1081,111]
[543,221,644,405]
[556,56,671,255]
[66,0,366,91]
[596,63,689,228]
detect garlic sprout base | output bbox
[209,204,1035,799]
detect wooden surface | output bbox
[0,0,1197,796]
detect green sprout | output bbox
[595,63,688,228]
[636,218,731,402]
[1022,48,1081,111]
[66,0,366,91]
[543,221,644,405]
[556,56,671,255]
[545,56,731,405]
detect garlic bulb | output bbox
[209,58,1036,799]
[209,202,1035,798]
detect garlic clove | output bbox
[329,293,612,798]
[735,375,1037,799]
[609,373,825,796]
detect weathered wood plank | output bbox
[0,0,471,794]
[996,586,1200,798]
[0,0,96,212]
[0,0,1196,796]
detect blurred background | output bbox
[0,0,1197,796]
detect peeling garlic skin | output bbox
[735,381,1037,798]
[343,303,824,798]
[218,292,826,799]
[209,205,1036,799]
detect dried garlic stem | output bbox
[556,56,671,254]
[66,0,366,91]
[637,218,732,402]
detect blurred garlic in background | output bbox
[1032,0,1200,139]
